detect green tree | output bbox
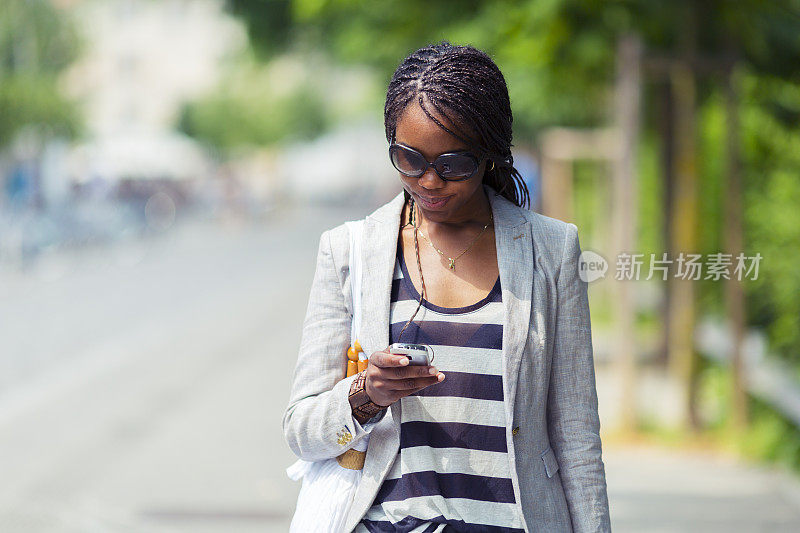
[0,0,82,147]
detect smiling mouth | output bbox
[415,193,453,208]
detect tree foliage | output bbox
[227,0,800,133]
[0,0,82,147]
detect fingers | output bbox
[385,363,440,380]
[367,373,445,405]
[369,351,440,379]
[392,373,445,390]
[369,349,410,369]
[365,349,446,406]
[370,367,445,392]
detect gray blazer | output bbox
[283,183,612,532]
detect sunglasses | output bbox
[389,143,484,182]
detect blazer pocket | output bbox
[541,445,560,478]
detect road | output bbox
[1,203,799,532]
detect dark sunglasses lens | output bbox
[435,153,477,179]
[390,146,426,177]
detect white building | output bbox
[60,0,247,185]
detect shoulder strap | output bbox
[344,220,364,346]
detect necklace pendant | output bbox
[448,258,455,270]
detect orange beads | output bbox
[347,346,359,361]
[345,339,366,378]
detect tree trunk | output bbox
[540,155,573,223]
[668,58,701,432]
[657,80,675,370]
[612,34,643,433]
[724,61,749,430]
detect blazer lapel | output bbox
[359,189,405,357]
[485,185,533,422]
[345,190,405,531]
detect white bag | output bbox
[286,219,369,533]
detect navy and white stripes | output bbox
[355,249,525,533]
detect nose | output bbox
[418,167,446,189]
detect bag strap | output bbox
[345,220,364,349]
[344,219,371,455]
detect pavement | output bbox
[603,440,800,532]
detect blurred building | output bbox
[59,0,246,195]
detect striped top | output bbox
[355,247,525,533]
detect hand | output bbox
[365,349,445,407]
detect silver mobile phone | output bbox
[389,343,431,366]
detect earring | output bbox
[488,161,495,171]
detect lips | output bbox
[415,193,453,210]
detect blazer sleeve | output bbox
[546,222,612,532]
[282,228,386,461]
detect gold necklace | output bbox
[411,201,493,271]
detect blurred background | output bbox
[2,0,800,531]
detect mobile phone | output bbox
[389,343,431,366]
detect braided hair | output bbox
[384,41,530,209]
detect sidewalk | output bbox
[595,360,800,531]
[603,440,800,532]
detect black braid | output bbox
[384,41,530,209]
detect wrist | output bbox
[348,370,388,424]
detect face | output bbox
[393,97,489,224]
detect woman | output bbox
[283,42,611,533]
